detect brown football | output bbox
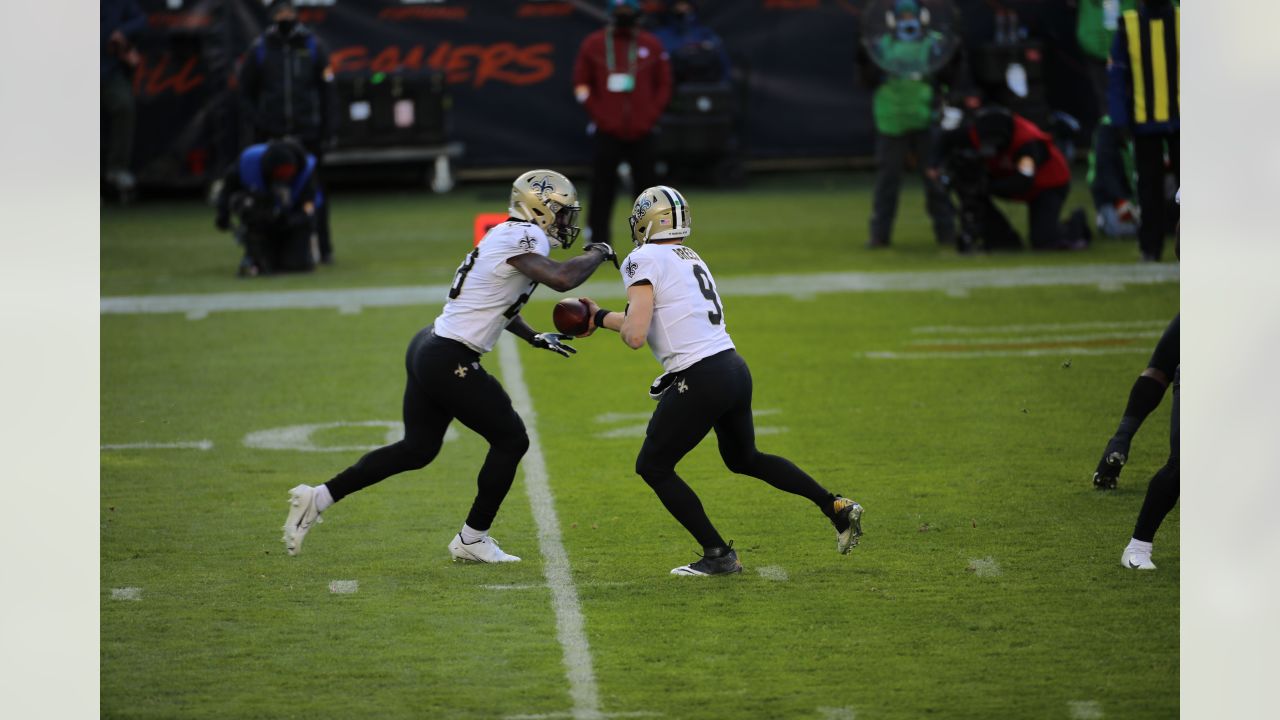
[552,298,591,336]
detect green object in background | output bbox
[870,33,945,135]
[1076,0,1140,61]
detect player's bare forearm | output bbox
[507,250,607,293]
[580,298,622,334]
[582,287,649,349]
[504,315,537,343]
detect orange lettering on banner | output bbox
[330,46,369,73]
[378,7,468,22]
[428,42,452,71]
[326,43,556,87]
[401,45,427,71]
[517,2,573,17]
[370,46,402,74]
[134,53,205,97]
[147,12,213,29]
[481,43,554,87]
[446,45,481,84]
[473,43,519,87]
[516,43,554,86]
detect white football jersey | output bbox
[621,242,735,373]
[433,221,548,353]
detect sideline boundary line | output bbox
[100,264,1179,317]
[497,334,602,720]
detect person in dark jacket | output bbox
[215,140,320,277]
[101,0,146,199]
[1108,0,1179,261]
[237,0,336,263]
[652,0,731,85]
[932,106,1090,252]
[573,0,673,247]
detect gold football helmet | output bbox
[509,169,582,248]
[628,185,691,248]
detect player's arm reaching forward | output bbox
[503,240,616,357]
[507,241,616,294]
[580,282,650,349]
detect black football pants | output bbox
[870,130,955,245]
[1133,368,1179,543]
[325,327,529,531]
[634,349,834,550]
[588,131,658,247]
[1133,131,1179,260]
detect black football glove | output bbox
[215,211,231,232]
[584,241,619,269]
[530,332,576,358]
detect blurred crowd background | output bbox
[101,0,1179,263]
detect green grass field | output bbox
[101,174,1179,719]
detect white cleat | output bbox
[448,534,521,563]
[1121,547,1157,570]
[282,484,323,556]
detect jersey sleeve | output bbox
[488,223,550,278]
[620,248,657,289]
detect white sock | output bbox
[459,523,487,544]
[314,484,335,513]
[1126,538,1153,554]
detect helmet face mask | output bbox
[509,170,581,249]
[629,185,691,248]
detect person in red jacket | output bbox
[932,106,1090,252]
[573,0,673,247]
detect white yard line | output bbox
[501,707,660,712]
[100,264,1178,317]
[497,334,603,720]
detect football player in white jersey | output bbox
[579,185,864,576]
[282,170,618,563]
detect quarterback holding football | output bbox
[580,185,865,576]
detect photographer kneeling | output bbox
[215,139,320,277]
[931,106,1089,253]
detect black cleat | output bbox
[1092,440,1128,490]
[670,544,742,576]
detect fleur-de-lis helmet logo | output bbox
[530,175,555,201]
